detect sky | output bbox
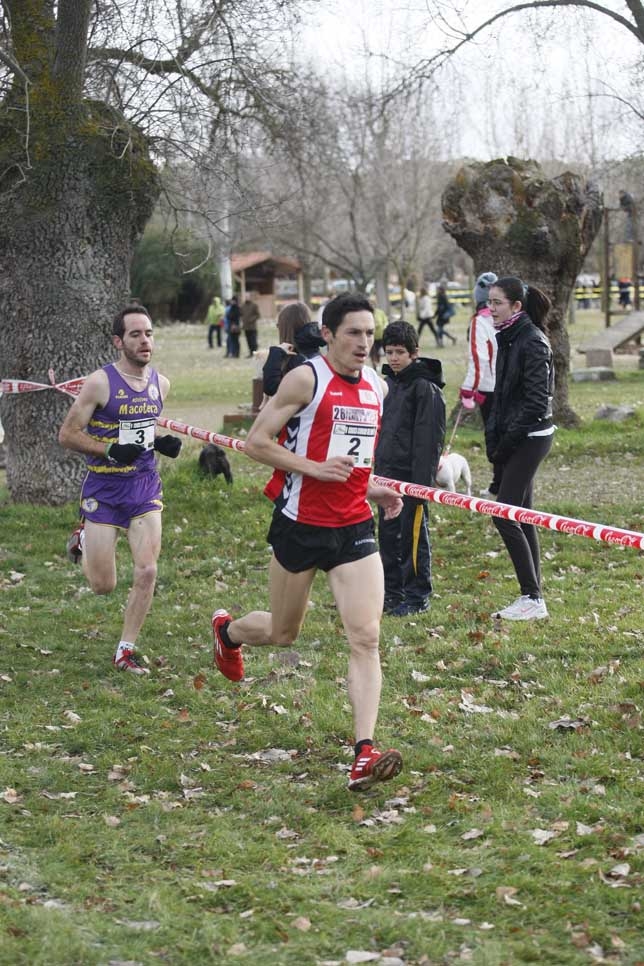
[299,0,644,165]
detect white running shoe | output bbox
[493,595,548,621]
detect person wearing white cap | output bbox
[459,272,498,494]
[459,272,498,421]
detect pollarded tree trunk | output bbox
[441,157,604,427]
[0,1,159,504]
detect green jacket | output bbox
[206,297,224,325]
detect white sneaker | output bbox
[493,596,548,621]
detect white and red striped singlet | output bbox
[264,355,383,528]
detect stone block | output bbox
[571,367,616,382]
[595,404,635,422]
[586,348,613,368]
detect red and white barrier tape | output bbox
[157,417,643,551]
[2,373,643,550]
[157,416,247,453]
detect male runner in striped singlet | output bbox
[211,292,405,791]
[59,303,182,674]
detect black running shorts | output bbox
[267,510,378,573]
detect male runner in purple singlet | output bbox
[59,303,181,674]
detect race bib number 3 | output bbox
[119,417,156,449]
[327,422,376,466]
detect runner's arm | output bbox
[245,365,355,482]
[58,370,111,458]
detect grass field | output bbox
[0,311,643,965]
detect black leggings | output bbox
[493,434,553,599]
[417,317,439,345]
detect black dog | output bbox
[198,444,233,484]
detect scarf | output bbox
[493,309,523,332]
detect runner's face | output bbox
[323,310,374,376]
[115,313,154,368]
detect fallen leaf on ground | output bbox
[461,828,485,841]
[496,886,523,907]
[530,828,558,846]
[548,716,590,731]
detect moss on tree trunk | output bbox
[0,104,159,503]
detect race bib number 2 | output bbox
[119,417,156,449]
[327,422,376,466]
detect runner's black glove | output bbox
[154,435,182,458]
[105,442,145,464]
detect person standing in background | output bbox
[227,296,241,358]
[262,301,325,399]
[375,321,445,617]
[485,276,555,622]
[459,272,498,424]
[459,272,499,497]
[369,297,388,367]
[206,294,224,349]
[241,295,260,357]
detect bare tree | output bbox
[0,0,302,503]
[237,79,452,307]
[408,3,644,81]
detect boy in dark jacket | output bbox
[375,321,446,616]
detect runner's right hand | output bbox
[106,442,146,464]
[313,456,355,482]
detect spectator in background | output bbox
[460,272,498,497]
[262,301,325,399]
[460,272,498,426]
[370,297,388,367]
[485,276,554,622]
[206,294,224,349]
[416,287,440,346]
[227,296,241,358]
[618,278,632,310]
[433,285,457,346]
[375,320,445,617]
[241,295,261,357]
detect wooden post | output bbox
[603,208,611,329]
[633,201,640,311]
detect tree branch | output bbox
[407,1,644,91]
[0,46,30,84]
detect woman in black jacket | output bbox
[485,276,554,622]
[262,302,325,399]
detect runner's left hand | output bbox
[154,435,182,458]
[368,484,403,520]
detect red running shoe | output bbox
[66,524,84,563]
[348,746,403,791]
[113,649,150,675]
[212,609,244,682]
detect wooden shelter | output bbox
[231,251,303,319]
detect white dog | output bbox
[436,452,472,495]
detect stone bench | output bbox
[578,311,644,368]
